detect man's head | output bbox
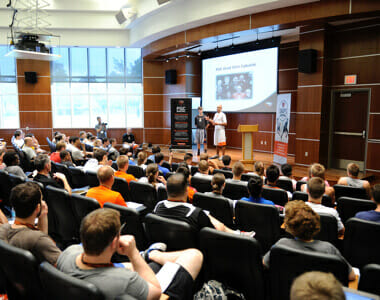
[10,182,42,219]
[80,208,120,256]
[73,137,81,147]
[126,128,132,134]
[97,116,101,123]
[3,151,19,167]
[266,165,280,184]
[307,177,325,201]
[14,130,23,139]
[281,164,292,177]
[290,271,345,300]
[56,141,66,152]
[151,146,161,154]
[200,153,208,161]
[309,163,326,180]
[60,150,70,162]
[198,106,203,115]
[55,134,63,142]
[79,131,86,139]
[154,152,164,165]
[222,155,231,167]
[94,149,108,163]
[176,166,190,183]
[102,138,110,147]
[284,200,320,240]
[217,104,222,113]
[347,163,360,178]
[232,161,244,179]
[24,137,33,147]
[116,155,129,172]
[167,173,187,201]
[97,166,114,187]
[247,176,263,198]
[184,153,192,165]
[110,138,116,146]
[371,184,380,205]
[35,154,51,172]
[198,160,209,174]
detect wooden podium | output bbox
[237,124,259,163]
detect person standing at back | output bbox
[95,116,107,139]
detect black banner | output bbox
[171,98,192,149]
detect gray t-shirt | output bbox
[4,165,27,179]
[263,238,352,274]
[23,146,36,161]
[57,245,149,300]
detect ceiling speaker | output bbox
[115,8,136,25]
[157,0,171,5]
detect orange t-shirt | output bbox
[114,171,137,185]
[86,185,126,208]
[50,152,61,163]
[187,186,197,203]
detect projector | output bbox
[15,34,50,54]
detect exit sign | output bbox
[344,75,357,85]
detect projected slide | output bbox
[202,47,278,113]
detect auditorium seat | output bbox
[157,186,168,202]
[164,171,174,180]
[241,173,259,182]
[199,227,265,300]
[45,185,79,249]
[144,213,197,251]
[213,168,233,179]
[276,178,293,193]
[127,165,145,179]
[234,200,280,253]
[129,181,158,211]
[84,143,94,152]
[70,193,101,226]
[193,192,234,228]
[39,261,104,300]
[51,161,72,187]
[269,244,349,300]
[358,264,380,296]
[343,218,380,268]
[314,213,339,247]
[296,180,307,191]
[161,161,171,170]
[111,161,118,171]
[223,181,249,200]
[103,203,148,254]
[0,240,42,300]
[171,162,179,172]
[337,197,376,224]
[334,184,369,200]
[112,177,131,202]
[85,170,99,188]
[68,167,88,189]
[292,191,308,201]
[190,176,212,193]
[262,187,288,206]
[190,166,199,176]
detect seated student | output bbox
[3,151,27,179]
[199,152,219,173]
[338,163,370,195]
[148,146,161,163]
[114,155,137,185]
[79,131,87,143]
[57,208,203,300]
[83,149,110,172]
[50,141,66,163]
[101,138,111,151]
[355,184,380,222]
[193,160,213,180]
[221,155,232,170]
[154,152,170,176]
[263,200,355,281]
[34,154,72,194]
[12,129,24,148]
[247,161,266,182]
[69,137,86,162]
[290,271,345,300]
[118,147,136,166]
[204,173,231,200]
[183,153,193,170]
[176,164,197,203]
[279,163,297,191]
[60,150,75,167]
[137,151,148,170]
[22,137,37,161]
[226,161,247,186]
[241,177,275,205]
[0,147,5,170]
[264,164,292,199]
[108,138,119,160]
[154,173,253,236]
[139,164,166,190]
[0,182,61,264]
[93,138,103,148]
[25,133,45,154]
[301,163,333,190]
[306,177,344,235]
[86,166,126,208]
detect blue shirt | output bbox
[241,196,275,205]
[355,210,380,223]
[128,159,136,166]
[147,154,155,162]
[158,165,170,176]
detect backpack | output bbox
[193,280,246,300]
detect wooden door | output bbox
[330,90,369,170]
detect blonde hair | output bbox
[137,151,147,166]
[254,161,265,176]
[116,155,129,170]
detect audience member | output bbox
[23,137,37,161]
[241,177,274,205]
[183,153,193,170]
[154,173,253,237]
[290,271,345,300]
[93,138,103,148]
[57,208,202,300]
[108,138,119,161]
[83,149,110,172]
[137,151,148,170]
[199,153,218,172]
[50,141,66,163]
[263,200,354,281]
[226,161,247,185]
[86,166,126,207]
[60,150,75,167]
[33,154,72,194]
[338,163,370,194]
[221,155,231,170]
[3,151,27,179]
[355,184,380,222]
[79,131,87,143]
[114,155,137,185]
[264,164,292,199]
[139,164,166,190]
[0,182,61,264]
[155,152,171,176]
[301,163,335,201]
[176,165,197,203]
[101,138,110,151]
[122,128,138,152]
[148,146,161,162]
[0,147,5,170]
[280,163,297,191]
[193,160,212,179]
[69,137,86,162]
[248,161,266,181]
[205,173,230,200]
[12,129,24,148]
[25,133,45,154]
[306,177,344,235]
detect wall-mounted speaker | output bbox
[157,0,171,5]
[25,72,37,84]
[298,49,317,73]
[115,8,137,25]
[165,69,177,84]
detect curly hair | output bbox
[284,200,320,241]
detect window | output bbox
[51,47,143,128]
[0,46,19,129]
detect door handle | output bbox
[362,130,366,139]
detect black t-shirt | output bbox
[195,115,208,129]
[154,200,213,231]
[34,173,63,189]
[122,133,135,144]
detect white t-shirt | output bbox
[306,202,344,232]
[213,112,227,131]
